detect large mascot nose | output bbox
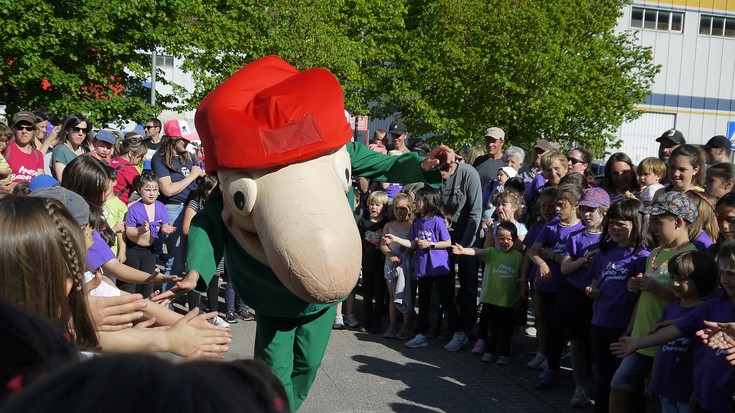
[252,158,361,304]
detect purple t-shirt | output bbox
[693,230,715,254]
[411,215,451,277]
[534,220,585,293]
[648,301,696,403]
[591,246,649,328]
[384,183,403,199]
[675,297,735,413]
[87,230,116,271]
[523,221,548,284]
[563,228,602,291]
[126,200,169,240]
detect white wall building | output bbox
[615,0,735,163]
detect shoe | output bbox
[444,331,469,352]
[333,315,345,330]
[561,346,571,361]
[570,385,591,407]
[405,334,429,348]
[383,324,399,339]
[481,353,496,363]
[208,315,230,328]
[345,314,360,328]
[496,356,510,366]
[526,352,547,370]
[238,306,255,321]
[471,339,487,355]
[396,328,412,340]
[540,359,548,370]
[536,369,559,390]
[225,310,239,323]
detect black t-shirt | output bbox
[359,216,389,267]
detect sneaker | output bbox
[481,353,496,363]
[405,334,429,348]
[396,328,412,340]
[383,324,399,339]
[443,331,469,352]
[570,385,591,407]
[225,310,239,323]
[496,356,510,366]
[471,339,487,355]
[238,306,255,321]
[540,359,548,370]
[536,369,559,390]
[333,315,345,330]
[345,314,360,328]
[208,315,230,328]
[526,352,547,370]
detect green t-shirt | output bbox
[631,243,696,357]
[478,248,523,307]
[50,144,79,179]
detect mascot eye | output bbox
[332,148,351,194]
[225,175,257,217]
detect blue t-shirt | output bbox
[150,152,197,204]
[648,300,697,403]
[590,246,649,328]
[535,220,584,293]
[411,215,450,277]
[126,200,170,240]
[87,230,116,271]
[675,297,735,413]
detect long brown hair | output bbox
[0,194,98,350]
[157,136,192,171]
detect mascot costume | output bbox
[176,55,450,411]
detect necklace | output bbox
[559,220,578,227]
[587,228,602,234]
[649,242,691,271]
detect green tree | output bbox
[0,0,178,126]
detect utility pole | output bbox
[151,50,157,106]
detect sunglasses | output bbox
[72,127,89,133]
[143,125,157,130]
[15,125,34,131]
[568,157,585,165]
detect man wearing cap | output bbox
[388,121,410,154]
[519,139,553,182]
[703,135,732,165]
[473,127,506,190]
[657,129,685,164]
[88,130,117,165]
[2,111,45,187]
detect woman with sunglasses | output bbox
[567,147,597,188]
[2,111,45,189]
[50,113,91,180]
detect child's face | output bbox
[539,195,555,221]
[545,160,566,186]
[717,204,735,240]
[718,258,735,298]
[495,228,514,252]
[415,197,426,214]
[139,182,159,204]
[667,156,700,192]
[670,272,696,299]
[0,137,7,152]
[705,171,732,199]
[392,199,410,222]
[649,213,679,245]
[505,156,522,171]
[638,168,661,187]
[368,201,384,219]
[82,224,94,250]
[497,201,517,221]
[579,205,604,229]
[608,219,634,246]
[497,170,509,185]
[93,140,113,158]
[554,198,577,222]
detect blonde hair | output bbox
[367,190,389,207]
[540,150,567,171]
[637,157,666,178]
[390,192,415,222]
[466,145,486,166]
[686,190,718,244]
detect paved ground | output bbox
[220,310,587,413]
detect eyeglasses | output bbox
[143,125,156,130]
[15,125,34,131]
[568,157,585,165]
[72,127,88,133]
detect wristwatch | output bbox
[430,243,436,249]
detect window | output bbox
[155,55,174,69]
[631,6,684,33]
[700,14,735,38]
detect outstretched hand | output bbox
[150,270,200,303]
[421,145,456,171]
[610,336,637,358]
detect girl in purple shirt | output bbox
[585,199,651,413]
[384,186,465,351]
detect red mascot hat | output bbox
[195,55,353,171]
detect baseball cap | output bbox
[578,187,611,208]
[94,130,116,145]
[12,111,36,126]
[28,174,60,192]
[484,127,505,141]
[703,135,731,149]
[388,121,407,136]
[499,166,517,179]
[29,186,89,226]
[534,139,553,152]
[656,129,686,145]
[163,119,198,142]
[641,191,698,223]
